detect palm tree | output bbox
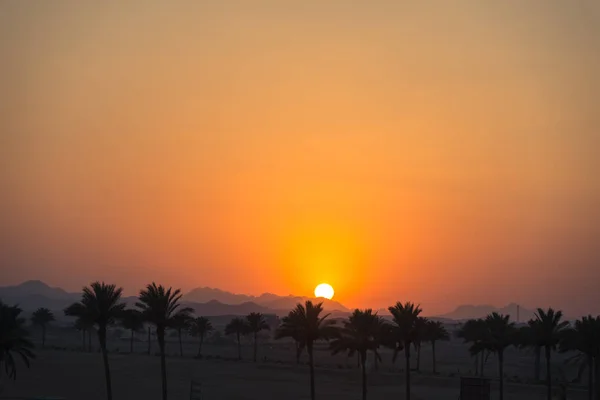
[225,317,248,360]
[560,315,600,400]
[275,301,339,400]
[515,320,542,381]
[171,311,193,357]
[137,283,192,400]
[413,316,428,372]
[484,312,516,400]
[423,320,449,374]
[276,312,305,364]
[533,308,569,400]
[0,301,35,381]
[120,309,144,353]
[64,282,125,400]
[387,302,422,400]
[330,309,384,400]
[188,317,213,358]
[246,312,270,362]
[456,318,489,376]
[73,316,92,352]
[30,307,55,348]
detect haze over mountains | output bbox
[0,280,548,321]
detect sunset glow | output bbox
[314,284,335,300]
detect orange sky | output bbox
[1,1,599,316]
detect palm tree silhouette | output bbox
[188,317,213,358]
[136,283,192,400]
[532,308,569,400]
[276,311,305,364]
[171,311,193,357]
[73,316,93,352]
[560,315,600,400]
[423,320,449,374]
[484,312,516,400]
[0,300,35,381]
[515,320,542,381]
[275,301,339,400]
[413,316,428,372]
[31,307,55,348]
[225,317,248,360]
[64,282,125,400]
[330,309,383,400]
[387,302,422,400]
[119,309,144,353]
[246,312,270,362]
[456,318,489,376]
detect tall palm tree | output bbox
[246,312,270,362]
[330,309,384,400]
[64,282,125,400]
[119,309,144,353]
[0,301,35,381]
[533,308,569,400]
[484,313,516,400]
[30,307,55,348]
[560,315,600,400]
[387,302,422,400]
[137,283,193,400]
[225,317,248,360]
[188,317,213,358]
[275,301,339,400]
[171,311,193,357]
[423,320,449,374]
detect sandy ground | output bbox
[1,347,590,400]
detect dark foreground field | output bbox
[1,348,589,400]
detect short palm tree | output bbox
[188,317,213,358]
[484,313,516,400]
[330,309,384,400]
[413,316,428,372]
[73,316,93,352]
[456,318,489,376]
[275,301,339,400]
[533,308,569,400]
[31,307,55,348]
[276,312,305,364]
[559,315,600,400]
[225,317,248,360]
[423,320,449,374]
[136,283,193,400]
[171,311,193,357]
[246,312,270,362]
[387,302,422,400]
[64,282,125,400]
[0,301,35,381]
[119,309,144,353]
[516,320,542,381]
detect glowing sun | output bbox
[314,283,335,299]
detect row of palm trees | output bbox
[3,283,600,400]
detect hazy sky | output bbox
[1,1,599,316]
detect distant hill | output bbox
[0,280,349,317]
[438,303,536,322]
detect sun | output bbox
[314,283,335,299]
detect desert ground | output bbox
[1,326,590,400]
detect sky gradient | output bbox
[1,1,599,316]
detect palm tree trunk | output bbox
[147,327,151,355]
[42,325,46,348]
[130,329,134,353]
[374,350,379,371]
[198,334,203,358]
[295,341,300,364]
[498,350,504,400]
[594,355,600,400]
[534,346,541,381]
[158,327,168,400]
[88,330,92,352]
[587,354,593,400]
[474,353,479,376]
[405,341,411,400]
[253,332,257,362]
[361,351,367,400]
[81,330,85,351]
[236,332,241,360]
[416,344,421,372]
[178,329,183,357]
[308,343,316,400]
[545,346,552,400]
[98,326,113,400]
[432,341,437,374]
[480,351,485,377]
